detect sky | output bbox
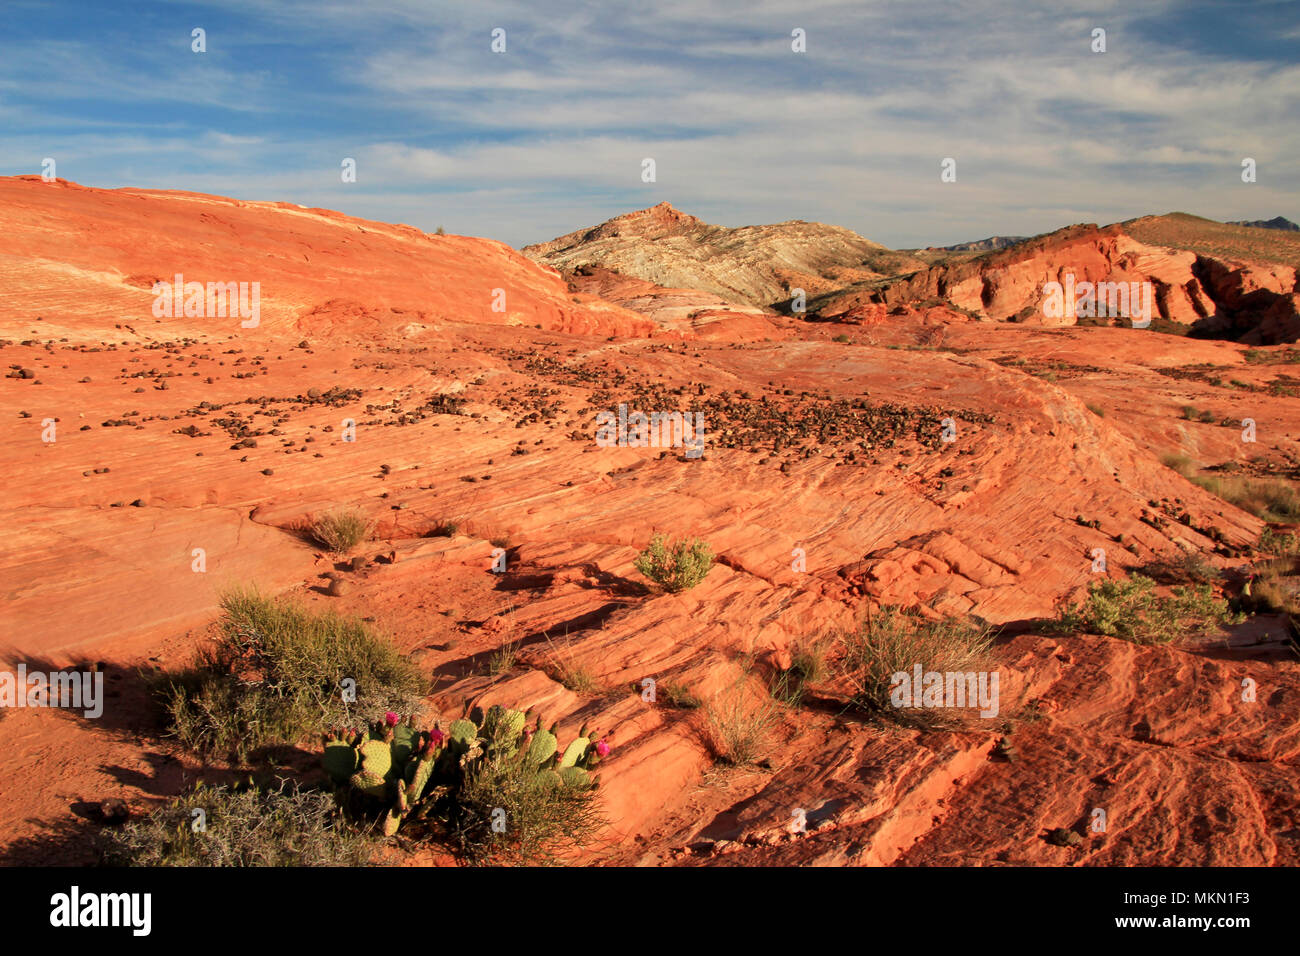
[1,0,1297,248]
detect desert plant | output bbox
[1054,574,1240,645]
[1161,452,1195,477]
[634,533,714,593]
[310,508,372,553]
[323,709,605,864]
[660,679,702,709]
[541,633,608,694]
[1259,527,1300,556]
[702,678,781,765]
[1191,476,1300,523]
[158,587,423,761]
[1137,552,1219,585]
[839,607,995,728]
[100,781,373,867]
[770,634,834,707]
[487,638,521,676]
[428,516,461,537]
[1086,403,1106,418]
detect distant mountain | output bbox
[522,202,927,309]
[936,236,1029,252]
[1226,216,1299,232]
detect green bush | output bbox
[101,782,373,866]
[159,587,423,761]
[634,533,714,593]
[1055,574,1239,645]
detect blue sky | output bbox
[2,0,1297,248]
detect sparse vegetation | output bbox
[428,516,461,538]
[487,638,521,676]
[1086,403,1106,418]
[770,634,833,707]
[158,588,423,761]
[1138,553,1219,586]
[1260,527,1300,556]
[1054,574,1239,645]
[101,782,373,867]
[660,679,702,709]
[1190,475,1300,523]
[702,678,780,765]
[1161,452,1195,477]
[310,508,372,554]
[634,533,714,593]
[541,634,608,694]
[839,607,995,728]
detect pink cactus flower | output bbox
[595,739,610,757]
[384,711,399,726]
[429,727,446,745]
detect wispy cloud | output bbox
[1,0,1296,247]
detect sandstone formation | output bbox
[2,178,1298,868]
[523,201,927,310]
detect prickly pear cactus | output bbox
[358,738,392,779]
[322,735,359,784]
[559,737,590,769]
[559,766,592,789]
[390,720,419,766]
[449,718,479,749]
[526,728,558,766]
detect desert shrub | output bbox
[1198,409,1217,424]
[660,679,702,709]
[310,508,372,553]
[770,634,834,707]
[1191,476,1300,522]
[1086,403,1106,418]
[427,517,461,538]
[486,638,521,676]
[1161,452,1195,476]
[839,607,995,728]
[101,782,373,867]
[1054,574,1239,645]
[702,680,781,765]
[159,587,423,761]
[1180,405,1199,420]
[455,729,604,865]
[634,533,714,593]
[323,710,605,866]
[541,634,608,694]
[1260,527,1300,556]
[1137,553,1219,585]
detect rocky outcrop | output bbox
[523,201,927,310]
[819,221,1300,343]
